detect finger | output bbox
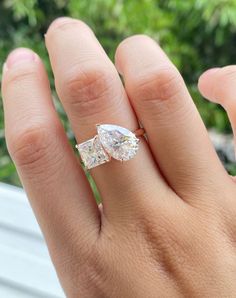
[1,48,100,259]
[115,35,230,204]
[45,18,171,219]
[198,66,236,148]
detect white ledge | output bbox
[0,183,64,298]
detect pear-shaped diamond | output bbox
[97,124,139,161]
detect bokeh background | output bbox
[0,0,236,186]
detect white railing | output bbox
[0,183,64,298]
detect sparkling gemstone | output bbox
[97,124,139,161]
[76,136,109,169]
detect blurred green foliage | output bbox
[1,0,236,185]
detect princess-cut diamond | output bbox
[97,124,139,161]
[76,136,109,169]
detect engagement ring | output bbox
[76,124,145,169]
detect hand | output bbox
[2,17,236,297]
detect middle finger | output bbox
[45,18,170,219]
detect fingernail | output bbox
[49,17,72,30]
[6,48,36,69]
[2,62,8,73]
[202,67,221,76]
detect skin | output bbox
[1,17,236,297]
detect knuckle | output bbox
[8,124,55,169]
[61,64,117,116]
[131,66,184,104]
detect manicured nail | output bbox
[6,48,36,69]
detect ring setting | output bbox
[76,124,144,169]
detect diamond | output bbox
[76,136,109,169]
[97,124,139,161]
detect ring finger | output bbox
[45,18,171,220]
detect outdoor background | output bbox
[0,0,236,186]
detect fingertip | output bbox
[198,68,221,102]
[115,35,158,75]
[46,16,93,39]
[47,17,73,31]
